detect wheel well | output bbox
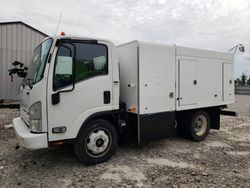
[176,106,221,130]
[76,111,120,139]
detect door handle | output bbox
[103,91,110,104]
[128,83,136,87]
[169,92,174,98]
[52,92,60,105]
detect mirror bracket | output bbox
[51,41,76,105]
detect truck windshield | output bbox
[25,38,53,86]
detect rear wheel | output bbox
[74,119,118,165]
[189,111,210,141]
[178,110,210,141]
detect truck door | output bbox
[223,63,234,102]
[178,59,197,106]
[47,40,114,142]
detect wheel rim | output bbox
[194,114,208,136]
[85,128,111,158]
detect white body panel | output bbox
[118,41,139,114]
[19,39,53,132]
[176,46,234,111]
[119,41,176,115]
[178,59,197,106]
[138,42,175,114]
[119,41,234,114]
[223,63,234,102]
[13,117,48,149]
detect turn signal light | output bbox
[128,106,137,113]
[51,141,64,145]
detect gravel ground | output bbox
[0,95,250,188]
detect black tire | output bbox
[177,110,210,141]
[74,119,118,165]
[189,110,210,141]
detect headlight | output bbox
[29,101,42,132]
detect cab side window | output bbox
[53,42,108,91]
[74,43,108,82]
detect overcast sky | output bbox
[0,0,249,77]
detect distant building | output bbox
[0,21,48,101]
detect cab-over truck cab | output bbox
[14,36,120,164]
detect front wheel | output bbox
[74,119,118,165]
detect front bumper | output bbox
[13,117,48,149]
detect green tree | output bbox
[240,73,247,85]
[247,78,250,85]
[234,78,241,85]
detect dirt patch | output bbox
[147,158,197,169]
[100,165,146,187]
[226,151,250,156]
[205,141,230,148]
[0,108,19,128]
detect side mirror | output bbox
[229,44,245,54]
[239,46,245,52]
[52,92,60,105]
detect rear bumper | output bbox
[220,110,238,117]
[13,117,48,149]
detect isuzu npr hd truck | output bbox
[13,36,234,164]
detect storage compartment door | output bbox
[139,43,176,114]
[118,42,139,114]
[178,59,197,106]
[223,63,234,102]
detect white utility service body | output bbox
[119,41,233,114]
[118,41,233,143]
[13,36,234,164]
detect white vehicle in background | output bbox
[13,35,235,165]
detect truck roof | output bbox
[43,36,233,61]
[176,45,233,61]
[52,35,114,44]
[118,40,233,61]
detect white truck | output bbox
[13,36,234,164]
